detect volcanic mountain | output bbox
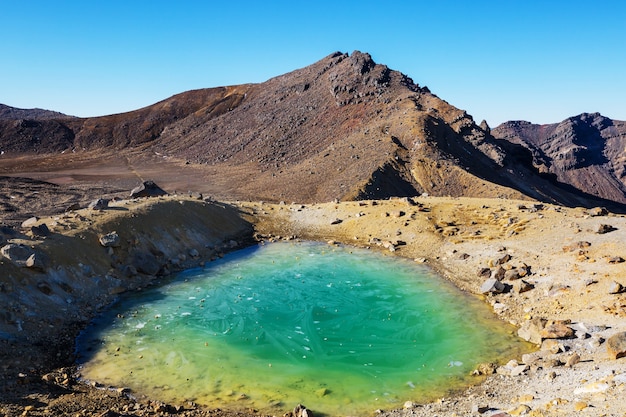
[492,113,626,206]
[1,51,624,210]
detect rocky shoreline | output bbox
[1,195,626,416]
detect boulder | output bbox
[88,198,109,210]
[132,251,161,276]
[597,224,617,234]
[21,217,39,228]
[477,267,491,278]
[292,404,313,417]
[26,253,47,271]
[518,317,547,344]
[540,320,574,339]
[565,352,580,367]
[130,180,167,198]
[588,207,608,217]
[541,339,562,354]
[504,268,521,280]
[65,202,81,212]
[99,232,121,247]
[517,279,534,294]
[480,277,505,294]
[390,210,405,218]
[562,241,590,252]
[608,281,625,294]
[1,244,35,266]
[491,266,506,280]
[607,332,626,359]
[573,382,610,394]
[497,253,511,264]
[31,223,51,237]
[0,244,47,271]
[403,401,415,409]
[472,362,497,375]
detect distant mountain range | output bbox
[0,104,73,121]
[1,51,625,210]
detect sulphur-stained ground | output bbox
[1,195,626,417]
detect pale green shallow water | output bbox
[77,241,528,416]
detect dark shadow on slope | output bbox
[567,116,612,169]
[499,139,626,213]
[422,118,626,213]
[353,161,421,200]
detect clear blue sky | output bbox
[1,1,624,126]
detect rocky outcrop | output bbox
[129,180,168,198]
[0,197,254,357]
[492,113,626,206]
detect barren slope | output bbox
[1,52,624,210]
[493,113,626,205]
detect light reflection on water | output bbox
[76,241,529,416]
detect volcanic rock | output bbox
[89,198,109,210]
[1,243,35,266]
[606,332,626,359]
[540,321,574,340]
[493,113,626,207]
[21,217,39,228]
[480,278,505,294]
[99,232,121,247]
[130,180,168,198]
[608,281,625,294]
[31,223,51,237]
[518,317,547,344]
[597,224,617,234]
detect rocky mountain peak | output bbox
[1,53,625,210]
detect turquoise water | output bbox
[77,241,527,416]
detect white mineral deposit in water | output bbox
[76,242,529,416]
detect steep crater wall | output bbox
[0,197,254,383]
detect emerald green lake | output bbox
[76,241,527,416]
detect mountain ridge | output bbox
[492,112,626,205]
[1,51,624,210]
[0,104,74,120]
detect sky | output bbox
[1,1,625,126]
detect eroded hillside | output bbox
[1,52,624,210]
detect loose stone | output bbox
[574,401,588,411]
[99,232,121,247]
[564,352,580,367]
[597,224,616,234]
[540,320,574,339]
[606,331,626,359]
[588,207,608,216]
[89,198,109,210]
[403,400,415,409]
[518,317,547,344]
[608,281,624,294]
[480,277,505,294]
[517,279,534,294]
[507,404,531,415]
[31,223,51,237]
